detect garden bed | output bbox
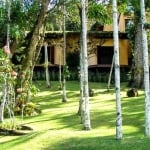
[0,125,33,136]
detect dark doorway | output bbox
[39,46,55,64]
[97,46,114,65]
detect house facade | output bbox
[37,14,130,68]
[35,14,131,81]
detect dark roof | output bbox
[45,31,128,39]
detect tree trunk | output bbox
[107,55,114,91]
[30,25,46,81]
[21,0,50,77]
[15,0,50,105]
[113,0,122,140]
[77,4,84,123]
[133,21,143,88]
[0,78,7,122]
[62,1,67,102]
[81,0,91,130]
[59,50,62,89]
[140,0,150,137]
[44,43,50,88]
[78,33,84,123]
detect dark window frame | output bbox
[97,46,114,65]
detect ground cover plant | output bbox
[0,81,149,150]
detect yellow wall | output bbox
[102,39,129,65]
[55,45,63,65]
[88,39,130,66]
[53,38,130,66]
[119,39,129,65]
[45,31,130,67]
[103,14,127,32]
[88,53,97,65]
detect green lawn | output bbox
[0,81,149,150]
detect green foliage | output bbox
[66,50,79,69]
[66,19,80,31]
[144,23,150,29]
[0,50,15,83]
[0,121,18,130]
[88,3,112,24]
[51,70,56,81]
[66,1,81,31]
[118,3,128,13]
[126,0,150,17]
[63,64,70,79]
[0,0,41,45]
[46,0,81,31]
[126,20,135,47]
[23,102,41,116]
[29,84,40,97]
[32,68,129,82]
[90,21,104,31]
[147,31,150,46]
[0,48,5,58]
[69,71,78,81]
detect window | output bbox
[97,46,114,65]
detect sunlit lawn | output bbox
[0,81,148,150]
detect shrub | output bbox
[23,102,41,116]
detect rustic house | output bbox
[34,14,131,82]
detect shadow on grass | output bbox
[121,96,145,134]
[32,81,145,134]
[1,81,145,149]
[0,132,39,148]
[43,134,150,150]
[22,113,82,131]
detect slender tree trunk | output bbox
[62,1,67,102]
[77,5,84,123]
[113,0,122,140]
[81,0,91,130]
[44,43,50,88]
[140,0,150,137]
[59,50,62,89]
[78,33,84,123]
[107,55,114,91]
[0,77,7,122]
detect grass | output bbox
[0,81,149,150]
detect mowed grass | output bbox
[0,81,149,150]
